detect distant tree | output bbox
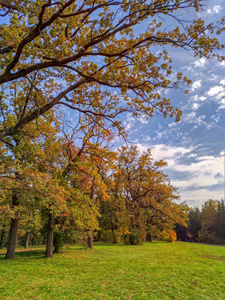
[199,200,218,244]
[215,200,225,244]
[187,207,202,242]
[175,224,188,241]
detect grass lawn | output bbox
[1,241,225,299]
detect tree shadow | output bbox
[15,249,45,259]
[0,249,45,260]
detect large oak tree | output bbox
[0,0,224,142]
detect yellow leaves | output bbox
[177,72,183,80]
[175,110,182,122]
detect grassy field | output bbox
[1,242,225,299]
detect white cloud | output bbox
[138,116,148,124]
[199,96,207,101]
[191,95,206,102]
[168,122,177,128]
[215,91,225,100]
[220,79,225,85]
[171,154,224,204]
[217,98,225,110]
[124,116,135,130]
[208,74,219,82]
[192,103,200,111]
[134,143,224,206]
[191,80,202,92]
[183,112,206,127]
[213,5,222,13]
[210,115,220,123]
[206,5,223,15]
[150,144,194,168]
[207,85,224,97]
[193,57,206,67]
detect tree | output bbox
[1,111,66,258]
[215,200,225,244]
[199,200,218,244]
[187,207,202,241]
[0,0,224,143]
[100,146,189,244]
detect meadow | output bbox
[1,242,225,299]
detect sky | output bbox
[121,0,225,208]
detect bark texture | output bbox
[5,191,19,259]
[45,213,54,258]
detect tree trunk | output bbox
[112,218,118,243]
[146,232,152,242]
[5,191,19,259]
[45,213,54,258]
[0,225,6,249]
[87,231,93,249]
[87,182,95,249]
[53,230,63,254]
[24,231,30,249]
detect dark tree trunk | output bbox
[87,182,96,249]
[87,231,93,249]
[45,213,54,258]
[53,239,60,254]
[53,243,60,254]
[24,231,30,249]
[146,232,152,242]
[5,191,19,259]
[0,225,6,249]
[53,229,63,254]
[112,217,118,243]
[96,229,101,242]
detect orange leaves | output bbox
[162,229,177,243]
[111,145,189,240]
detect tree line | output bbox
[0,123,189,257]
[176,199,225,245]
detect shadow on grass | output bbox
[0,241,164,260]
[0,249,45,260]
[15,249,45,259]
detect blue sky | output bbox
[121,1,225,207]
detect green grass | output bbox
[1,242,225,299]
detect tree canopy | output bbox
[0,0,224,141]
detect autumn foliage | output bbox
[0,1,224,258]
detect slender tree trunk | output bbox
[0,225,6,249]
[97,229,101,242]
[45,213,54,258]
[87,182,96,249]
[24,231,30,249]
[5,191,19,259]
[111,221,117,244]
[112,217,118,243]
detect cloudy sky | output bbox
[121,1,225,207]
